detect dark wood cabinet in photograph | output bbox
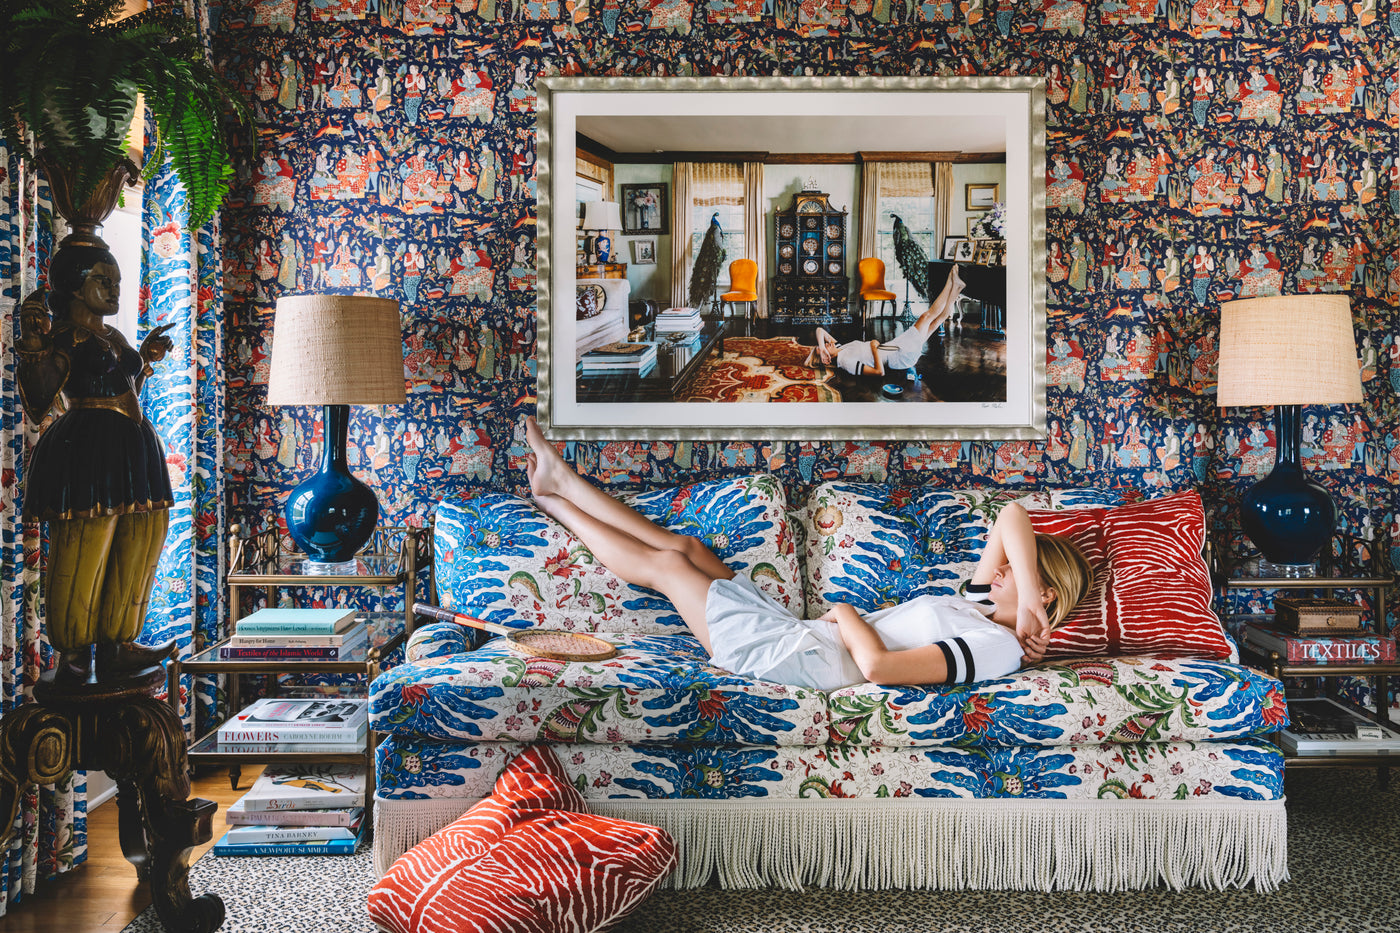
[772,190,850,325]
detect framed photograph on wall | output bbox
[537,76,1046,441]
[966,182,999,211]
[621,183,669,235]
[632,239,657,264]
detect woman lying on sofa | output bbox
[524,419,1092,690]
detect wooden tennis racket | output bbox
[413,603,618,662]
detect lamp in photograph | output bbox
[582,199,623,265]
[1216,295,1363,574]
[267,294,407,570]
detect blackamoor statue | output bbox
[16,242,176,683]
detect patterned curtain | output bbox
[742,162,766,318]
[0,151,87,910]
[669,163,692,307]
[142,0,227,737]
[858,160,882,265]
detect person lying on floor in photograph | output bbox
[523,415,1091,690]
[802,263,966,376]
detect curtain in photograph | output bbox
[670,163,692,307]
[0,148,87,911]
[742,162,766,317]
[878,162,937,300]
[142,0,226,738]
[689,162,744,310]
[858,160,882,265]
[933,161,953,244]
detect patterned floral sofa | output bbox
[369,477,1290,892]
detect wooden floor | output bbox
[0,766,256,933]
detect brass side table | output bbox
[169,524,434,828]
[1216,535,1396,774]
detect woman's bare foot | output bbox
[524,416,576,501]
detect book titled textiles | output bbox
[233,607,358,636]
[216,697,368,744]
[1241,623,1397,664]
[236,764,367,812]
[224,800,364,828]
[212,823,365,857]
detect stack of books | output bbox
[221,607,368,660]
[1276,697,1400,757]
[579,341,657,377]
[214,764,367,856]
[654,306,702,333]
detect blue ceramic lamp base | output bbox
[284,404,379,566]
[1239,405,1334,570]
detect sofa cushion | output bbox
[372,624,832,747]
[368,745,675,933]
[376,734,1287,803]
[825,656,1287,748]
[1029,489,1234,660]
[377,626,1283,751]
[799,483,1126,617]
[434,475,801,637]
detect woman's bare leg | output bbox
[911,264,965,336]
[525,417,729,651]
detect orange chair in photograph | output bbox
[858,258,897,329]
[720,258,759,323]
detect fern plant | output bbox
[0,0,249,227]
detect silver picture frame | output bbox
[536,75,1047,441]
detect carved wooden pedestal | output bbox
[0,667,223,932]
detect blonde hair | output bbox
[1034,533,1093,629]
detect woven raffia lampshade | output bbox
[267,295,407,406]
[1216,295,1363,407]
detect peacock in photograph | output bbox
[688,212,727,312]
[891,213,929,321]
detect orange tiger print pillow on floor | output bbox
[369,745,677,933]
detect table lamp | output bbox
[582,200,623,265]
[267,295,407,570]
[1216,295,1363,575]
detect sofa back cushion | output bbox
[1029,489,1233,660]
[434,475,801,635]
[799,483,1124,618]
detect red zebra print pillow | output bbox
[1029,489,1233,660]
[368,745,677,933]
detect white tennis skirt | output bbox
[704,576,854,692]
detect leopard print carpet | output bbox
[124,769,1398,933]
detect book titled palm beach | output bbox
[216,697,368,744]
[233,607,359,636]
[224,799,363,827]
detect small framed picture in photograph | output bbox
[621,183,669,235]
[941,236,969,261]
[973,240,995,265]
[966,182,999,211]
[632,238,657,264]
[953,239,976,263]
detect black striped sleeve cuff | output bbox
[936,637,977,684]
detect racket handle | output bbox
[413,603,512,636]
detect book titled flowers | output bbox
[237,764,367,812]
[216,697,368,744]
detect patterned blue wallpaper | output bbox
[211,0,1399,635]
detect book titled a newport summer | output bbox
[212,822,365,857]
[237,764,367,812]
[233,607,358,636]
[216,697,368,744]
